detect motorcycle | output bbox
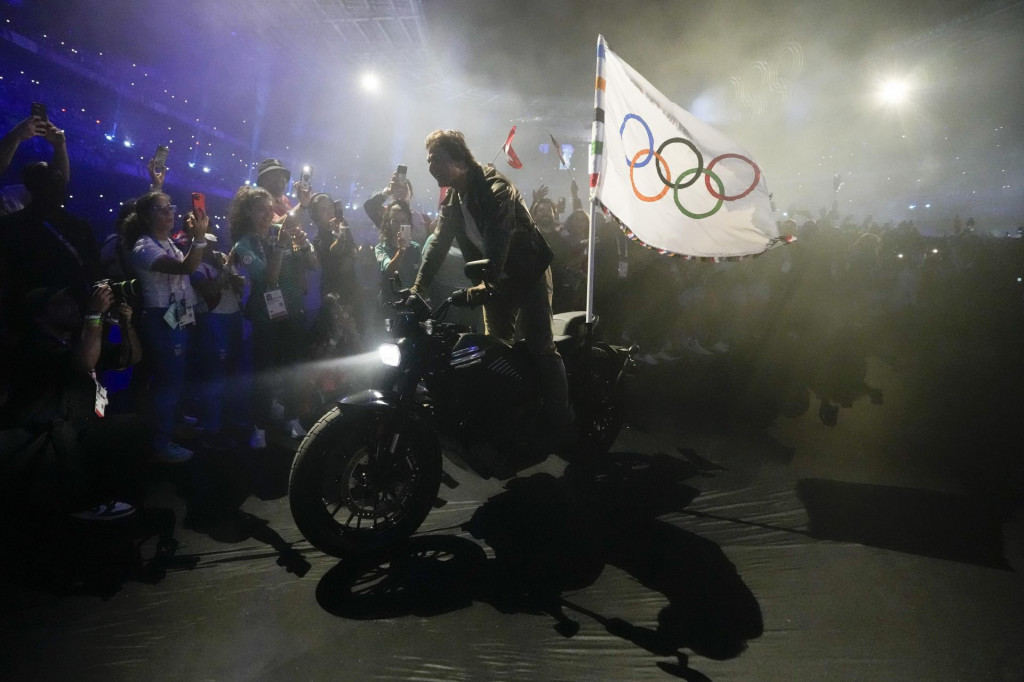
[289,260,636,558]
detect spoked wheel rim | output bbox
[320,422,423,533]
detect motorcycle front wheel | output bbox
[289,406,442,558]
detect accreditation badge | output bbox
[179,304,196,327]
[92,373,108,418]
[264,288,288,319]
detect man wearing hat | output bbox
[256,158,310,223]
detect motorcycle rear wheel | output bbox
[289,407,441,558]
[568,347,627,458]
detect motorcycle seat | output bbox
[552,311,595,343]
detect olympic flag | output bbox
[589,35,783,259]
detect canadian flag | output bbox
[502,126,523,169]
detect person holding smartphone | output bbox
[229,185,312,442]
[0,111,70,216]
[363,165,429,243]
[372,198,422,308]
[127,191,208,463]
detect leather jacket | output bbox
[414,164,553,299]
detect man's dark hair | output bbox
[424,130,477,166]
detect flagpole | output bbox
[585,36,607,326]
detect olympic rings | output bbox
[619,113,761,218]
[705,153,760,200]
[629,148,671,202]
[620,113,654,168]
[656,137,703,190]
[673,167,724,219]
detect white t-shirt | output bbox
[131,236,198,309]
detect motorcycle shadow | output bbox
[316,451,764,663]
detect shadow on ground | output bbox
[316,451,764,675]
[797,478,1014,570]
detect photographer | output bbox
[0,284,145,521]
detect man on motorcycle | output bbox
[409,129,573,432]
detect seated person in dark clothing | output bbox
[0,284,146,521]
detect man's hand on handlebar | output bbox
[465,282,492,306]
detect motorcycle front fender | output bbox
[337,388,395,411]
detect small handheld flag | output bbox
[502,126,523,169]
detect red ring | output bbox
[705,153,761,201]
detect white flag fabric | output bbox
[589,35,782,259]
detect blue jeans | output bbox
[195,311,242,433]
[140,309,192,448]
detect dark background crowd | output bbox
[1,53,1022,530]
[8,94,1024,524]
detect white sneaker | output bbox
[70,500,136,521]
[153,442,194,464]
[269,399,285,421]
[249,427,267,450]
[284,418,307,439]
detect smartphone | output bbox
[153,144,169,172]
[31,102,48,123]
[396,164,407,178]
[400,224,412,243]
[191,191,206,215]
[299,165,313,190]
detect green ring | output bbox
[673,167,724,219]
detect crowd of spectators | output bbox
[2,102,1022,531]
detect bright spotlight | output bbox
[879,78,910,105]
[360,72,381,93]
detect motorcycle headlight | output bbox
[379,342,402,367]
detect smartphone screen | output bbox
[300,165,312,189]
[400,224,412,243]
[31,102,48,122]
[191,191,206,215]
[154,145,169,170]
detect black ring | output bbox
[655,137,703,190]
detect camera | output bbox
[96,278,141,306]
[95,279,140,324]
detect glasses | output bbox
[152,204,177,215]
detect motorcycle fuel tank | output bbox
[448,332,537,411]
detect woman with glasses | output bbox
[126,191,209,463]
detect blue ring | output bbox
[620,114,654,168]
